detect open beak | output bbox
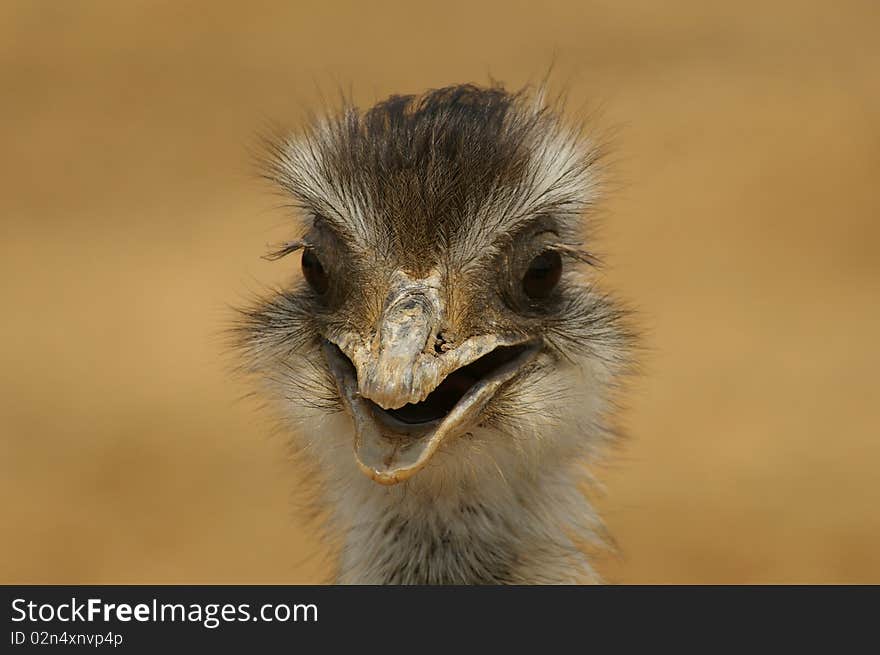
[322,338,539,485]
[320,272,539,485]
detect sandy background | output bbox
[2,1,878,584]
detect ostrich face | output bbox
[242,85,629,488]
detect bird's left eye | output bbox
[522,250,562,300]
[301,247,330,295]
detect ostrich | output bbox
[237,83,633,584]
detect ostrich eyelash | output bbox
[548,243,602,268]
[263,239,306,261]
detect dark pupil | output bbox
[301,248,329,295]
[523,250,562,299]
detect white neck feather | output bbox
[309,416,603,584]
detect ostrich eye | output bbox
[522,250,562,300]
[301,247,329,295]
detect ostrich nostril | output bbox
[433,332,452,355]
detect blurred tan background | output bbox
[2,1,878,584]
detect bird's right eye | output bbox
[301,247,329,295]
[522,250,562,300]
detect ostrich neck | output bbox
[333,463,599,584]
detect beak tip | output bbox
[358,461,410,486]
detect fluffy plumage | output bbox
[236,83,634,584]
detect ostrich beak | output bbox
[321,272,539,484]
[322,338,539,485]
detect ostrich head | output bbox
[239,84,633,583]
